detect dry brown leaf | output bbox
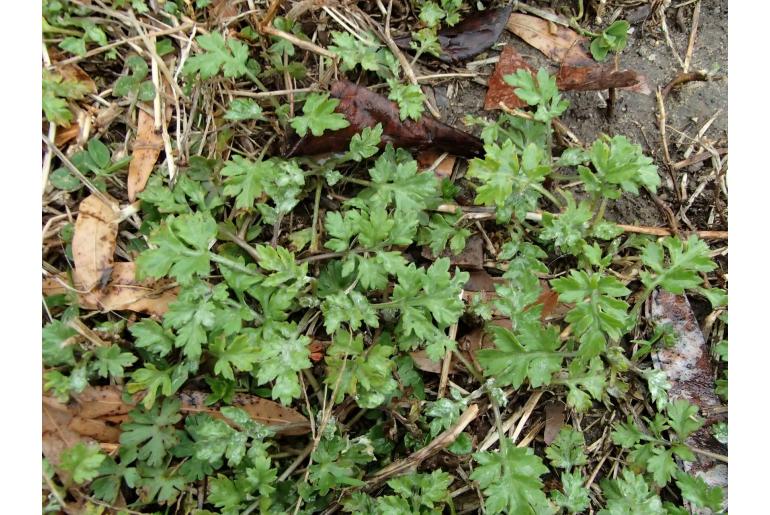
[464,270,503,292]
[210,0,239,21]
[395,5,512,63]
[506,13,590,65]
[42,396,95,466]
[409,351,454,374]
[74,386,311,436]
[43,262,177,317]
[42,385,310,465]
[127,108,165,201]
[54,122,81,147]
[416,150,456,180]
[288,81,483,158]
[49,48,97,93]
[485,45,650,111]
[177,390,311,436]
[543,401,566,445]
[72,194,119,290]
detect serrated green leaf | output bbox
[476,322,562,389]
[667,399,703,440]
[471,445,551,514]
[60,443,106,484]
[224,98,265,121]
[546,426,587,470]
[675,470,724,511]
[184,32,250,79]
[290,93,350,137]
[120,398,181,467]
[388,81,425,121]
[92,345,136,378]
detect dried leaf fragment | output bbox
[72,193,118,290]
[43,262,178,317]
[484,45,650,111]
[506,13,590,65]
[127,108,165,201]
[288,81,483,158]
[395,5,513,63]
[41,385,311,462]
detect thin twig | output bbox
[50,22,196,68]
[229,87,317,99]
[438,297,462,399]
[41,134,118,211]
[261,25,337,60]
[655,87,680,202]
[366,404,480,487]
[683,0,701,73]
[434,204,728,239]
[373,0,442,119]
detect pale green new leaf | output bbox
[290,93,350,137]
[59,443,106,484]
[184,32,250,79]
[224,98,265,121]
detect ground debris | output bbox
[287,80,483,158]
[394,5,512,63]
[651,289,727,509]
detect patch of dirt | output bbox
[427,0,727,230]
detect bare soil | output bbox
[426,0,727,229]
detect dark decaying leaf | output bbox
[394,5,513,63]
[650,290,727,493]
[421,234,484,269]
[484,45,650,111]
[287,80,483,158]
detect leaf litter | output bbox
[41,1,728,513]
[288,80,483,158]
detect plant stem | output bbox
[310,178,322,252]
[344,176,374,187]
[209,253,261,276]
[591,197,608,228]
[532,183,562,209]
[452,350,483,384]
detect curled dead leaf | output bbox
[42,385,310,466]
[395,5,512,63]
[485,45,650,111]
[72,194,119,291]
[506,13,590,65]
[43,262,178,317]
[127,108,166,201]
[416,149,456,180]
[288,81,483,158]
